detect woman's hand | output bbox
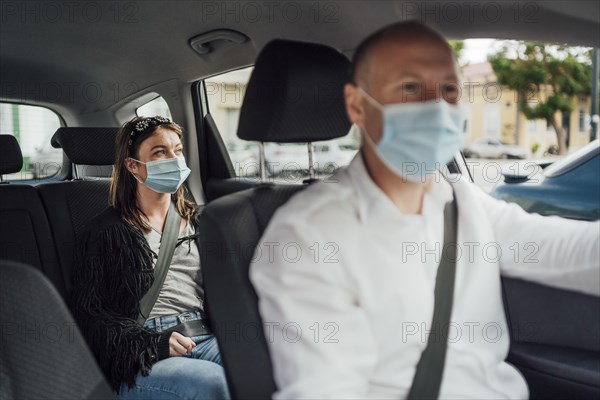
[168,332,196,357]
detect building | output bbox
[462,62,593,156]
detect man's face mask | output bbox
[129,156,191,194]
[358,87,466,182]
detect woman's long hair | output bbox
[110,116,197,233]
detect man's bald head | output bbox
[350,21,455,86]
[344,20,461,150]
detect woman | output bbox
[70,116,229,399]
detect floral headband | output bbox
[128,116,172,146]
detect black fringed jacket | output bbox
[69,206,199,392]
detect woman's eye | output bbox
[175,148,183,153]
[154,150,166,156]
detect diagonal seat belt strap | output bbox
[137,201,182,325]
[408,191,458,399]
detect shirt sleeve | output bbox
[468,181,600,296]
[250,221,378,399]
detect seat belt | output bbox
[137,202,181,325]
[407,191,458,400]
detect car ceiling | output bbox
[1,0,598,116]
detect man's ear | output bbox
[344,83,366,128]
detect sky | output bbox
[463,39,496,64]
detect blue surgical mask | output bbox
[129,156,191,193]
[359,87,466,182]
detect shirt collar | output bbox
[346,151,454,223]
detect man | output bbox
[250,21,599,399]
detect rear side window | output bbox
[204,67,359,182]
[0,103,62,180]
[136,96,172,120]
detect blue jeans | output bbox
[118,310,230,400]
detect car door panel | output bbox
[193,80,264,201]
[502,277,600,398]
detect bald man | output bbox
[250,21,599,399]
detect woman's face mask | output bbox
[129,156,191,194]
[359,87,466,182]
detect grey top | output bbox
[145,221,204,318]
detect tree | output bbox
[489,42,592,154]
[449,40,466,67]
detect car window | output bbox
[204,67,360,182]
[544,140,600,178]
[136,96,172,120]
[570,152,600,184]
[0,102,62,181]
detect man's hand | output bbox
[168,332,196,357]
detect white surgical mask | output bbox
[359,87,466,182]
[129,156,191,193]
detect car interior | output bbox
[0,259,114,400]
[1,1,598,399]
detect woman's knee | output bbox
[119,358,229,399]
[189,360,229,397]
[161,359,229,398]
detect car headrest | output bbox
[0,135,23,174]
[237,39,351,143]
[51,127,119,165]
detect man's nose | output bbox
[421,84,442,102]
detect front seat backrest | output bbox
[0,260,114,400]
[198,39,351,399]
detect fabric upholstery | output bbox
[37,179,111,298]
[0,184,67,298]
[0,134,23,174]
[51,127,119,165]
[0,260,114,400]
[237,39,351,143]
[198,184,305,399]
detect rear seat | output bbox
[0,134,67,297]
[38,179,113,295]
[0,129,118,300]
[37,127,119,297]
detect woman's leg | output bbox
[117,357,229,400]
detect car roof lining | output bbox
[1,1,598,116]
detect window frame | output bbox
[0,101,68,182]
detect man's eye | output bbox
[443,84,459,93]
[401,83,420,92]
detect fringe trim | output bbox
[69,216,165,392]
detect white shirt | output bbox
[249,153,600,399]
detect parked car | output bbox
[264,141,358,177]
[227,142,258,176]
[491,140,600,221]
[465,138,529,159]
